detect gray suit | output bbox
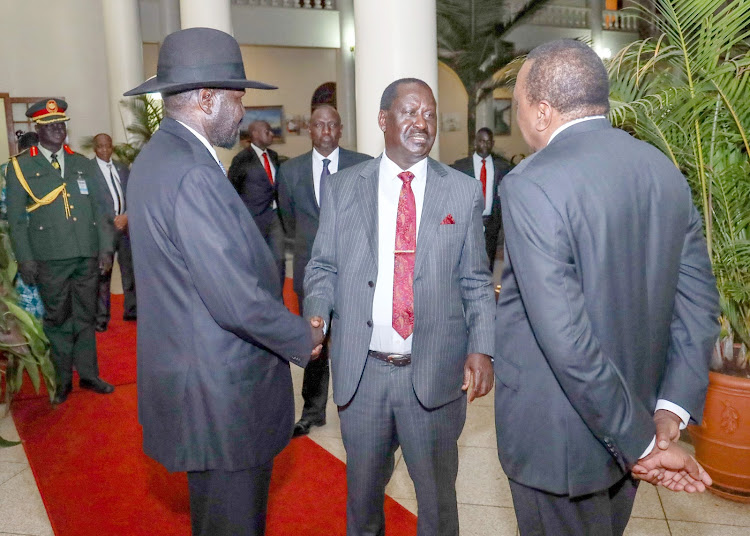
[128,118,313,534]
[90,158,136,323]
[304,156,495,535]
[494,119,719,532]
[277,148,371,423]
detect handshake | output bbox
[308,316,326,360]
[631,409,712,493]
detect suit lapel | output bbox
[299,152,319,215]
[357,158,380,267]
[415,158,449,278]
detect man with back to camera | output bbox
[494,39,718,535]
[123,27,324,536]
[5,99,114,405]
[90,133,136,331]
[304,78,495,536]
[227,119,285,287]
[451,127,512,270]
[277,104,371,437]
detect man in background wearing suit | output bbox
[91,133,136,331]
[494,39,718,536]
[277,104,371,437]
[227,119,285,286]
[452,127,512,270]
[124,28,323,536]
[304,79,495,536]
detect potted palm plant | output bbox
[608,0,750,502]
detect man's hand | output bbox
[17,260,38,286]
[462,353,494,403]
[114,214,128,232]
[98,253,114,275]
[654,409,682,450]
[309,316,325,360]
[632,442,712,493]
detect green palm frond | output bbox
[608,0,750,365]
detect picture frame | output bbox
[239,105,284,143]
[493,98,512,136]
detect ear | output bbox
[197,89,215,115]
[378,109,387,132]
[535,100,553,133]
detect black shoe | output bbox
[292,418,326,437]
[79,377,115,395]
[122,314,137,321]
[95,323,108,332]
[52,382,73,405]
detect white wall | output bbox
[0,0,112,153]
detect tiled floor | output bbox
[1,257,748,535]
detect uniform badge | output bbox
[77,178,89,195]
[46,100,58,113]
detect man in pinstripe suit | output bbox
[304,78,495,536]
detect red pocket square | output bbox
[441,214,455,225]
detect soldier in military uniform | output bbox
[4,98,115,404]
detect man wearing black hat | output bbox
[4,98,115,405]
[124,27,324,536]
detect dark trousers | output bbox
[509,476,639,536]
[187,462,274,536]
[339,357,466,536]
[296,289,329,422]
[36,257,100,387]
[97,232,136,326]
[483,211,502,270]
[262,211,286,290]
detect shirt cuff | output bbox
[655,399,690,429]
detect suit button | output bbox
[366,320,373,327]
[72,217,77,222]
[368,281,374,287]
[67,193,71,197]
[39,226,43,230]
[69,205,74,209]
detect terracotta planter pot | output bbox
[689,370,750,502]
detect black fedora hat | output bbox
[124,27,276,96]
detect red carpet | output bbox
[12,284,417,535]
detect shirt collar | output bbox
[547,115,607,146]
[37,144,61,161]
[176,120,221,166]
[313,146,339,164]
[95,156,112,166]
[250,143,269,159]
[381,151,428,181]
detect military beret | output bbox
[26,98,70,124]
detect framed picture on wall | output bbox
[493,98,512,136]
[240,105,284,143]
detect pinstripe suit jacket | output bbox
[304,156,495,408]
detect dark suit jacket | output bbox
[6,149,112,262]
[127,118,313,472]
[304,157,495,408]
[227,146,280,235]
[90,158,130,246]
[494,119,720,497]
[451,154,511,227]
[277,148,372,297]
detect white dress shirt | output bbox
[369,152,428,354]
[95,156,124,215]
[545,115,691,457]
[37,144,64,177]
[472,152,495,216]
[312,146,340,206]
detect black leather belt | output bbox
[368,350,412,366]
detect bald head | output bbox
[249,120,273,150]
[93,133,113,162]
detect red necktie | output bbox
[393,171,416,339]
[480,158,487,200]
[262,152,274,185]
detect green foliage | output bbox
[0,175,54,445]
[437,0,551,152]
[608,0,750,373]
[80,95,164,166]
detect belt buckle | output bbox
[387,353,409,366]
